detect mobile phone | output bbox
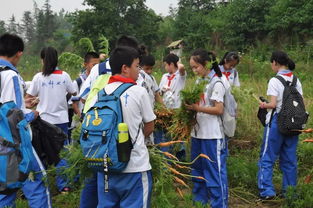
[259,96,269,103]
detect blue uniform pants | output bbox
[257,114,298,197]
[97,171,152,208]
[0,151,52,208]
[80,173,98,208]
[191,137,228,208]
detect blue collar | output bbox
[0,59,18,73]
[277,69,292,75]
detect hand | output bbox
[259,102,266,109]
[185,103,199,111]
[25,97,39,108]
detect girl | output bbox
[26,46,76,193]
[186,49,228,208]
[219,51,240,87]
[257,51,302,199]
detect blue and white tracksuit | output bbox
[0,149,52,208]
[257,114,298,197]
[97,171,153,208]
[191,138,228,208]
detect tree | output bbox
[7,15,18,34]
[21,11,35,43]
[0,21,6,35]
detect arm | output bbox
[185,101,224,115]
[259,96,277,109]
[143,121,154,137]
[178,63,185,76]
[155,92,164,105]
[72,101,81,118]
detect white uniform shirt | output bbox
[0,68,29,114]
[159,70,186,109]
[266,70,303,123]
[72,73,88,113]
[191,72,228,139]
[27,70,76,124]
[79,60,111,100]
[219,65,240,87]
[90,81,156,173]
[136,70,159,108]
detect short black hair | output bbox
[140,55,155,67]
[40,47,58,76]
[84,51,99,63]
[109,46,139,75]
[219,51,240,65]
[116,35,139,49]
[163,53,179,68]
[0,33,24,57]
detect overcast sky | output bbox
[0,0,178,23]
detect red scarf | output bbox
[52,70,63,74]
[282,72,293,77]
[108,75,137,84]
[167,73,176,87]
[222,71,231,80]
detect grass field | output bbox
[14,53,313,208]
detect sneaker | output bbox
[259,195,276,201]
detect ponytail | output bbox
[270,51,296,71]
[41,47,58,76]
[288,58,295,71]
[208,52,222,77]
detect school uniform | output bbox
[90,77,155,208]
[191,70,228,208]
[159,70,186,109]
[219,65,240,87]
[137,70,160,145]
[257,69,302,198]
[79,60,112,100]
[0,59,52,208]
[27,69,76,192]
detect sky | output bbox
[0,0,178,23]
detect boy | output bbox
[72,52,100,118]
[0,33,51,207]
[92,46,155,207]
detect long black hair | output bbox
[270,51,295,71]
[219,51,240,66]
[40,47,58,76]
[191,49,222,77]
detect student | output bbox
[219,52,240,87]
[137,54,163,145]
[0,33,52,208]
[186,49,228,208]
[90,46,155,207]
[72,52,100,119]
[159,53,186,109]
[257,51,302,199]
[26,46,76,193]
[156,53,186,155]
[79,35,141,102]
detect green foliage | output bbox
[98,35,109,55]
[58,52,84,75]
[76,37,95,56]
[284,184,313,208]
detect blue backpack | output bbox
[80,83,134,172]
[0,101,35,195]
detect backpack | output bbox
[98,60,110,75]
[211,78,237,137]
[275,75,309,136]
[0,101,35,195]
[80,83,134,172]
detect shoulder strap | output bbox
[75,77,83,90]
[291,75,298,87]
[275,75,288,87]
[97,83,134,102]
[98,61,108,75]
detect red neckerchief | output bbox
[167,73,176,87]
[281,72,293,77]
[108,75,137,84]
[52,70,63,74]
[222,71,231,80]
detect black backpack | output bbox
[276,75,309,136]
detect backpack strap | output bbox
[75,77,83,90]
[291,75,298,87]
[275,75,288,87]
[98,60,109,75]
